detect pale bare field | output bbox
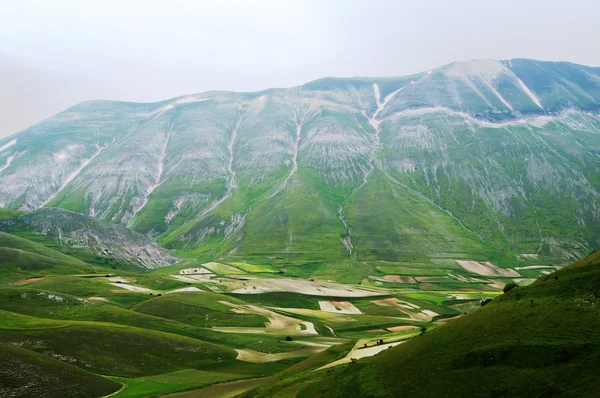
[87,296,108,302]
[318,340,406,370]
[369,275,416,283]
[386,325,419,332]
[231,278,384,297]
[171,274,214,283]
[271,307,357,323]
[236,346,324,363]
[10,277,45,286]
[179,267,212,274]
[371,297,438,321]
[167,287,202,293]
[214,301,318,335]
[109,283,152,292]
[202,262,246,275]
[456,260,520,277]
[318,300,362,314]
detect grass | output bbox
[243,251,600,397]
[110,377,194,398]
[202,262,247,275]
[226,262,277,273]
[0,342,122,398]
[0,310,236,377]
[133,292,269,327]
[0,205,592,397]
[228,292,322,310]
[0,232,97,279]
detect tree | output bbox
[285,336,293,341]
[419,326,427,336]
[503,282,518,293]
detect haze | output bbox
[1,0,599,138]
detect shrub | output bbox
[480,298,493,307]
[503,282,518,293]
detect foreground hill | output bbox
[0,59,599,264]
[246,251,600,397]
[0,342,121,398]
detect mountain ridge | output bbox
[1,57,600,265]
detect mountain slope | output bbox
[244,250,600,397]
[0,208,177,269]
[1,59,600,263]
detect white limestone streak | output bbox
[144,97,210,117]
[352,83,404,195]
[385,106,554,128]
[338,206,353,254]
[514,76,544,109]
[269,106,307,198]
[0,139,17,153]
[0,152,20,174]
[42,145,103,207]
[129,123,173,223]
[165,197,184,223]
[482,79,513,111]
[197,113,247,217]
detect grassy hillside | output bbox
[0,231,96,280]
[0,208,177,269]
[0,342,121,398]
[0,309,236,377]
[245,251,600,397]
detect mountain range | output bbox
[1,58,600,265]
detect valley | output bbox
[0,208,559,397]
[1,57,600,397]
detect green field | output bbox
[241,250,600,397]
[0,204,594,397]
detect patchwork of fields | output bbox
[0,207,573,397]
[0,234,560,398]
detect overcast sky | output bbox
[1,0,599,137]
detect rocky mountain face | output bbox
[1,59,600,263]
[0,208,178,269]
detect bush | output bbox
[285,336,293,341]
[503,282,518,293]
[480,298,493,307]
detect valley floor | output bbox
[0,250,562,398]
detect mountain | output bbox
[243,250,600,397]
[0,208,177,269]
[1,58,600,265]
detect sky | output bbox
[1,0,599,137]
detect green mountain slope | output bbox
[0,231,96,277]
[0,207,177,269]
[1,59,599,264]
[246,251,600,397]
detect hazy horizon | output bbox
[2,0,599,138]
